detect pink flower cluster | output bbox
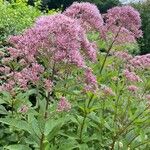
[57,97,71,112]
[0,3,100,92]
[145,95,150,101]
[123,69,142,82]
[14,63,44,90]
[84,68,98,92]
[0,80,15,92]
[129,54,150,69]
[8,13,98,66]
[102,86,115,96]
[63,2,104,33]
[114,51,133,61]
[19,105,29,113]
[44,79,53,92]
[114,27,136,44]
[1,2,103,92]
[127,85,138,92]
[0,2,143,94]
[105,6,142,38]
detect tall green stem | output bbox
[79,94,94,143]
[122,95,131,122]
[99,26,122,74]
[113,83,124,127]
[39,63,55,150]
[40,91,50,150]
[79,112,87,143]
[101,98,105,147]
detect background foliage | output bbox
[0,0,57,50]
[0,1,41,45]
[133,0,150,54]
[40,0,121,13]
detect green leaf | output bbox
[59,138,79,150]
[104,121,113,131]
[0,91,12,104]
[0,105,7,114]
[28,114,42,137]
[0,98,6,105]
[0,117,33,134]
[45,118,65,141]
[4,144,31,150]
[79,143,89,150]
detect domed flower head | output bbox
[8,14,87,68]
[129,54,150,69]
[105,6,142,38]
[8,13,98,67]
[63,2,104,32]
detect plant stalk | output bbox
[79,95,94,143]
[39,63,55,150]
[99,25,122,74]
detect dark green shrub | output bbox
[133,0,150,54]
[40,0,121,13]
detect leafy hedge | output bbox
[0,0,59,54]
[0,1,41,44]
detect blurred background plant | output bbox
[132,0,150,54]
[0,0,58,50]
[0,0,40,46]
[39,0,121,12]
